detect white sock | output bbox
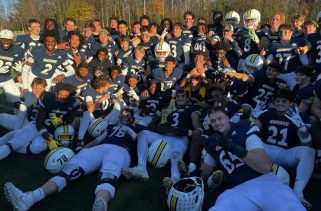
[0,145,11,160]
[31,188,45,203]
[189,163,197,173]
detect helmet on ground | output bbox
[44,147,75,174]
[167,177,204,211]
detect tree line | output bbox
[0,0,320,31]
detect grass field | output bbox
[0,93,321,211]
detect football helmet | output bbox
[54,124,75,147]
[244,54,264,74]
[167,177,204,211]
[224,11,240,27]
[154,39,170,61]
[44,147,75,174]
[147,139,172,168]
[88,118,108,138]
[272,164,290,185]
[243,9,261,29]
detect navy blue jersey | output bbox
[191,34,211,56]
[0,45,24,82]
[66,48,87,70]
[182,25,196,41]
[16,35,42,51]
[263,29,280,43]
[108,75,126,95]
[39,92,80,133]
[122,84,142,108]
[140,93,171,116]
[89,57,112,75]
[166,35,190,64]
[167,104,198,131]
[152,67,183,91]
[124,57,146,82]
[204,120,262,187]
[91,40,118,64]
[292,84,315,108]
[257,108,310,149]
[314,79,321,99]
[27,46,70,79]
[149,60,165,71]
[208,23,223,37]
[267,39,306,74]
[21,91,44,121]
[306,33,321,74]
[101,123,146,151]
[235,27,260,59]
[138,37,159,63]
[243,70,286,108]
[64,75,92,97]
[116,43,135,65]
[82,87,111,118]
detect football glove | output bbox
[248,29,260,44]
[251,101,267,120]
[215,132,248,158]
[284,106,306,130]
[47,137,59,151]
[50,116,64,127]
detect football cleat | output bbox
[121,166,149,180]
[177,160,190,178]
[207,170,224,191]
[4,182,34,211]
[92,196,107,211]
[163,177,177,194]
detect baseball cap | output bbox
[223,24,234,32]
[0,29,14,39]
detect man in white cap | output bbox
[0,29,24,103]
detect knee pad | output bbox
[48,176,67,193]
[97,172,118,187]
[57,165,85,184]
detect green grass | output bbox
[0,93,321,211]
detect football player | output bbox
[16,19,42,51]
[235,9,261,71]
[148,39,171,70]
[254,89,314,208]
[122,46,146,83]
[201,106,305,210]
[0,29,25,103]
[266,24,309,90]
[91,29,119,65]
[0,77,47,132]
[0,82,80,160]
[182,11,196,41]
[136,80,171,126]
[3,108,145,211]
[138,26,159,63]
[292,65,316,113]
[291,15,305,39]
[224,11,241,30]
[21,30,75,93]
[65,31,87,71]
[151,56,183,92]
[122,90,203,187]
[165,22,191,68]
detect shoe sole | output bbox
[92,197,107,211]
[121,169,149,181]
[4,182,26,211]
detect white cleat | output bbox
[122,166,149,180]
[163,177,176,194]
[92,197,107,211]
[4,182,34,211]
